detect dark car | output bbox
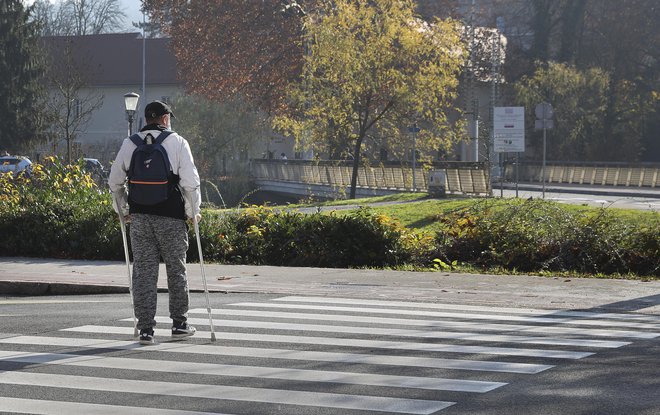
[83,158,108,186]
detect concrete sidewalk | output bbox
[1,257,658,314]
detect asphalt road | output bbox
[497,188,660,211]
[1,292,658,415]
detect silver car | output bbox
[0,156,32,177]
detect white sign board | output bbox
[494,107,525,153]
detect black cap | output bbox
[144,100,175,119]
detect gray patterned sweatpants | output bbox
[129,214,190,330]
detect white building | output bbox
[39,33,180,165]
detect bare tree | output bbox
[44,38,104,163]
[31,0,69,36]
[32,0,126,36]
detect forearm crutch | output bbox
[189,194,217,342]
[115,196,138,338]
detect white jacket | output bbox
[108,129,201,219]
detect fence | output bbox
[504,162,660,188]
[250,160,490,196]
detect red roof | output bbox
[41,33,179,86]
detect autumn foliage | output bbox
[143,0,307,113]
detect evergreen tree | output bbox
[0,0,45,153]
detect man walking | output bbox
[109,100,201,345]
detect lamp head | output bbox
[124,92,140,113]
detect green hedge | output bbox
[0,159,423,268]
[433,198,660,276]
[1,161,658,276]
[189,206,425,268]
[0,157,124,260]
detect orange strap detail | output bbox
[129,180,168,185]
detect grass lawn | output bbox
[290,192,659,235]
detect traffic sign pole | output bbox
[542,127,547,198]
[412,128,416,191]
[409,124,420,191]
[535,103,554,199]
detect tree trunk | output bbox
[600,73,619,161]
[66,127,72,164]
[558,0,587,64]
[349,135,364,199]
[531,0,554,62]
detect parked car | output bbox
[0,156,32,178]
[83,158,108,185]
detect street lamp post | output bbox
[124,92,140,136]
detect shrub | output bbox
[188,206,428,268]
[433,198,660,276]
[0,157,122,259]
[617,225,660,276]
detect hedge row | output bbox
[433,199,660,276]
[1,160,658,276]
[0,158,122,259]
[0,159,422,267]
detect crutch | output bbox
[189,194,217,342]
[115,196,139,338]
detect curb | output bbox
[0,281,128,296]
[0,281,231,296]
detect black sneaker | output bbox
[172,321,196,339]
[139,328,155,345]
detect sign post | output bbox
[494,107,525,196]
[535,103,554,199]
[408,124,420,191]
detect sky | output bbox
[121,0,145,31]
[23,0,146,32]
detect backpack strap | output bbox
[154,131,173,145]
[128,133,143,146]
[128,131,172,146]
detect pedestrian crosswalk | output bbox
[1,295,658,414]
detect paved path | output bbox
[1,257,658,314]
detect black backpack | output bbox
[127,131,175,206]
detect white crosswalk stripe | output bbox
[274,296,660,323]
[227,301,660,330]
[0,335,553,374]
[188,306,659,339]
[154,315,632,348]
[0,371,453,414]
[1,295,658,414]
[69,324,596,359]
[0,351,505,392]
[0,397,225,415]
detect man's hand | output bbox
[189,213,202,224]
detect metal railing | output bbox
[503,161,660,188]
[250,160,491,195]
